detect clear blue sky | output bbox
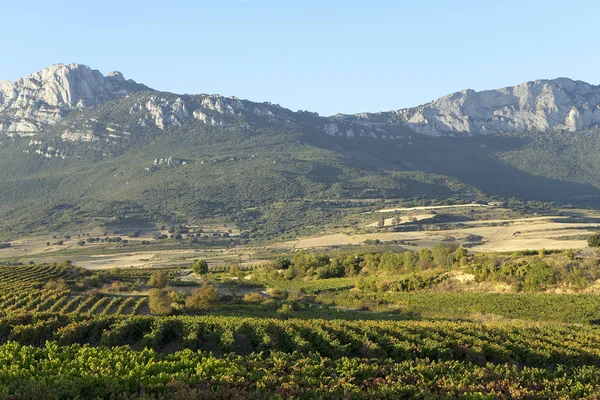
[1,0,598,116]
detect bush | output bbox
[148,271,168,288]
[191,260,209,275]
[274,257,291,270]
[242,292,264,304]
[588,233,600,248]
[148,289,173,315]
[267,288,286,298]
[276,303,294,316]
[185,282,218,310]
[88,275,101,288]
[523,258,555,291]
[170,290,187,311]
[44,279,70,291]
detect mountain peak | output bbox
[0,63,151,136]
[106,71,126,81]
[3,63,600,139]
[397,77,600,136]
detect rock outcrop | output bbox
[3,64,600,140]
[0,63,149,136]
[130,96,189,129]
[345,78,600,136]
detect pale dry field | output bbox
[3,206,600,270]
[286,215,600,252]
[366,213,436,227]
[71,248,243,270]
[374,203,491,213]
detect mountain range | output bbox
[2,63,600,239]
[3,63,600,139]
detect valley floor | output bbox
[2,203,599,269]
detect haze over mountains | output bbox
[2,63,600,239]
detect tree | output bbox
[432,243,458,267]
[274,257,291,270]
[148,289,173,315]
[417,249,434,270]
[185,282,218,310]
[523,258,555,291]
[88,274,101,288]
[192,259,209,275]
[342,255,363,276]
[453,247,468,261]
[538,248,546,258]
[148,271,168,288]
[588,233,600,248]
[224,280,243,298]
[170,290,186,311]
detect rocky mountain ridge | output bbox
[0,63,149,136]
[2,64,600,139]
[347,78,600,136]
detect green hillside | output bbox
[2,91,600,240]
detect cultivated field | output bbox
[2,204,600,269]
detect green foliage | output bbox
[466,252,594,291]
[274,257,291,270]
[522,257,555,291]
[191,259,209,275]
[185,282,218,310]
[588,233,600,247]
[1,315,600,397]
[148,271,167,288]
[148,289,173,315]
[87,275,101,288]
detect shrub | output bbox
[88,275,101,288]
[274,257,291,270]
[276,303,294,316]
[170,290,187,311]
[523,258,555,291]
[148,289,173,315]
[191,259,209,275]
[588,233,600,248]
[267,288,286,298]
[185,282,218,310]
[148,271,168,288]
[243,292,264,304]
[44,279,70,291]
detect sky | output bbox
[1,0,598,116]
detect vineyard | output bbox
[4,259,600,398]
[0,313,599,362]
[0,265,149,317]
[2,315,600,397]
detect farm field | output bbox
[2,203,600,397]
[4,306,600,397]
[275,209,600,253]
[3,203,600,270]
[1,228,600,397]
